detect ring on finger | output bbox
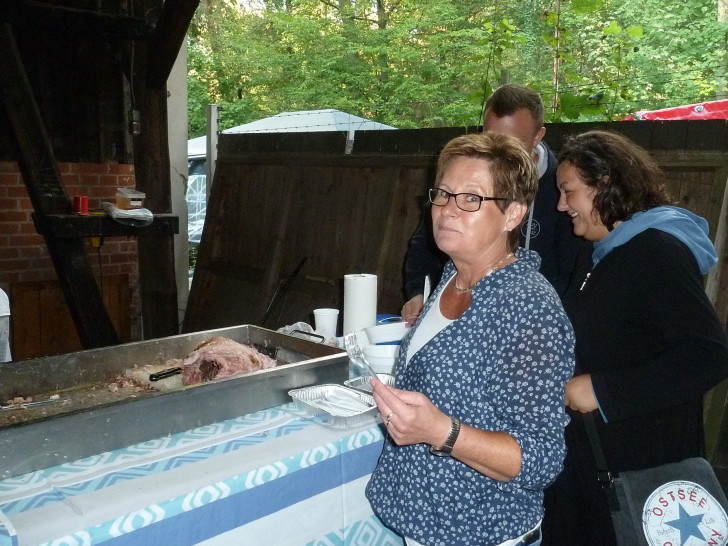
[385,411,395,427]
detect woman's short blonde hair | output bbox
[435,132,539,249]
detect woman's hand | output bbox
[371,378,522,480]
[400,295,424,327]
[565,374,598,413]
[370,377,450,448]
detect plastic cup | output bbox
[313,308,339,341]
[73,196,88,215]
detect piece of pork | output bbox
[180,337,277,385]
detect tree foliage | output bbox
[187,0,728,136]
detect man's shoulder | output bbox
[537,141,558,181]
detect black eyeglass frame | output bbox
[428,187,508,212]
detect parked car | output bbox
[186,158,206,247]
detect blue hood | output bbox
[592,206,717,274]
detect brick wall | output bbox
[0,161,141,342]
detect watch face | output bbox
[429,446,452,457]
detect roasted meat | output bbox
[179,337,277,385]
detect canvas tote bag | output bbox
[584,413,728,545]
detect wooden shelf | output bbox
[35,213,179,238]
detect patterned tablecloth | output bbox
[0,404,403,546]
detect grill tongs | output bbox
[1,398,65,410]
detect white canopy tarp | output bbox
[188,108,395,158]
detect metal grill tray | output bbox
[0,324,347,479]
[344,373,395,393]
[289,384,378,428]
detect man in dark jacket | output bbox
[401,84,589,322]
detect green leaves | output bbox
[186,0,726,132]
[556,92,605,120]
[571,0,604,13]
[625,26,643,38]
[603,21,622,35]
[601,21,642,38]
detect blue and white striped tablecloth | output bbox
[0,404,403,546]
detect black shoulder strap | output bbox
[583,412,620,510]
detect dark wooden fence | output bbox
[181,119,728,465]
[11,274,130,360]
[183,120,728,335]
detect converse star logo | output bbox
[642,480,728,545]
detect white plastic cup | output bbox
[313,308,339,341]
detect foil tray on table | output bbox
[0,324,347,479]
[289,384,378,428]
[344,373,395,393]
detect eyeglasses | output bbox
[428,188,507,212]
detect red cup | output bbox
[73,196,88,215]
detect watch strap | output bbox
[429,417,461,457]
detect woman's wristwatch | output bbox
[429,417,461,457]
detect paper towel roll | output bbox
[343,274,377,334]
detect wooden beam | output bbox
[146,0,200,89]
[0,23,120,349]
[130,0,180,339]
[37,214,179,239]
[706,172,728,325]
[131,89,180,338]
[704,172,728,464]
[0,0,153,39]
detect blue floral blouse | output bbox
[366,248,575,546]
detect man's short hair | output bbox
[485,84,545,131]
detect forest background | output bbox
[187,0,728,137]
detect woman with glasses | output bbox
[366,132,575,546]
[541,131,728,544]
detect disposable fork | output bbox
[343,332,380,381]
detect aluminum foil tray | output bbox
[289,384,377,428]
[344,373,395,393]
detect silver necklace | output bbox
[454,252,514,293]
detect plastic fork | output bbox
[343,332,380,381]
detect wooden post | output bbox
[128,0,201,339]
[130,61,180,339]
[706,174,728,322]
[0,23,119,349]
[704,172,728,466]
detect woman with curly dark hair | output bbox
[541,130,728,544]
